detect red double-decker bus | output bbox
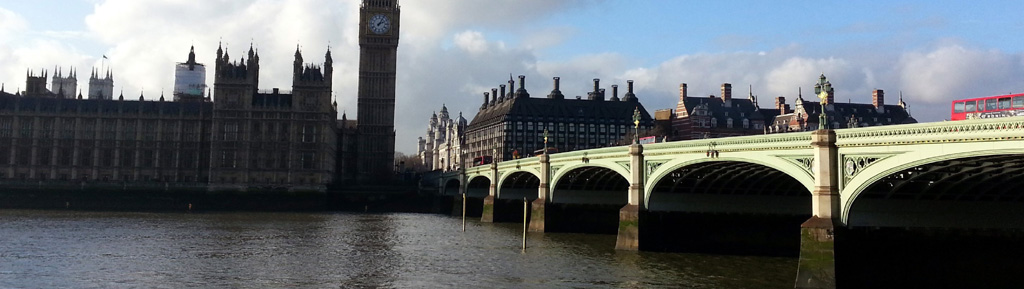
[951,93,1024,120]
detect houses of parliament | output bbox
[0,0,401,192]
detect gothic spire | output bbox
[188,45,196,64]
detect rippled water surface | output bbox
[0,210,796,288]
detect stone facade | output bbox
[417,105,467,171]
[356,0,400,182]
[0,45,338,192]
[207,43,337,191]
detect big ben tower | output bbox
[357,0,400,181]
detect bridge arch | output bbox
[842,147,1024,227]
[496,170,540,200]
[441,178,461,196]
[549,163,630,203]
[465,175,491,198]
[645,156,814,207]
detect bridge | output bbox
[436,116,1024,288]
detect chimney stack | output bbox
[481,92,489,109]
[547,77,564,99]
[623,80,637,102]
[776,96,786,114]
[515,75,530,98]
[872,89,884,108]
[494,87,501,104]
[589,78,604,101]
[679,83,687,100]
[610,84,620,101]
[721,83,732,102]
[498,85,506,103]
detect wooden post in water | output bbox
[522,197,528,251]
[462,193,467,232]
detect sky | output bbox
[2,0,1024,154]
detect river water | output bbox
[0,210,796,288]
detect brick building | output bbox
[465,76,653,163]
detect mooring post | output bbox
[522,197,528,251]
[795,129,840,289]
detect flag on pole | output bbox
[102,55,108,59]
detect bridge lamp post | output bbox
[543,129,549,155]
[814,74,832,130]
[460,147,467,232]
[632,107,641,145]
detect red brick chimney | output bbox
[776,96,786,114]
[721,83,732,102]
[872,89,884,108]
[675,83,688,117]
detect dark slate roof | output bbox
[468,95,653,130]
[680,96,778,125]
[796,99,916,126]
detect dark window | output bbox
[998,97,1011,110]
[986,99,997,111]
[965,101,976,112]
[953,102,965,113]
[1013,96,1024,108]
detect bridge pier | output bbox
[481,194,495,223]
[529,154,550,232]
[481,160,499,223]
[796,129,839,289]
[616,144,644,250]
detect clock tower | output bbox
[357,0,400,181]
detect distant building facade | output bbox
[0,0,401,191]
[767,75,916,132]
[465,76,654,163]
[417,105,467,171]
[0,45,338,191]
[87,69,114,100]
[672,83,776,140]
[0,70,213,184]
[669,75,916,140]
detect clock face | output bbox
[369,13,390,34]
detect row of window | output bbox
[0,172,201,183]
[0,118,203,141]
[0,147,201,169]
[217,150,319,170]
[952,96,1024,113]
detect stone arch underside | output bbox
[847,154,1024,228]
[466,176,490,198]
[551,166,630,205]
[648,161,809,215]
[498,171,540,200]
[442,178,460,196]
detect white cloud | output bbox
[453,30,491,54]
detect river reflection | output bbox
[0,210,795,288]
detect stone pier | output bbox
[529,153,550,232]
[615,144,644,250]
[795,129,839,289]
